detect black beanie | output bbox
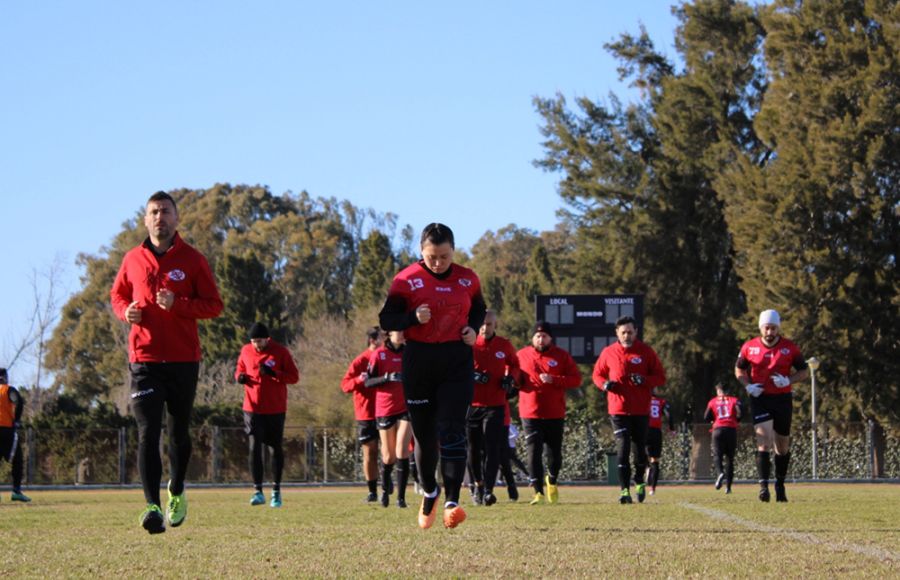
[249,322,270,339]
[533,321,554,337]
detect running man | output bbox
[705,382,742,494]
[340,326,384,502]
[379,223,486,529]
[365,330,413,508]
[0,368,30,502]
[646,391,674,495]
[735,309,808,502]
[516,321,582,505]
[235,322,300,508]
[467,310,520,507]
[110,190,223,533]
[593,316,666,504]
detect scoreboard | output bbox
[534,294,644,364]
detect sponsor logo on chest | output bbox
[435,286,452,293]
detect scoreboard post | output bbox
[534,294,644,364]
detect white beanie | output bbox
[758,309,781,328]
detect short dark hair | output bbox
[366,326,382,343]
[715,382,731,394]
[0,367,7,382]
[615,315,636,328]
[147,191,177,212]
[420,223,455,249]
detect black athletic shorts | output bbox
[750,392,793,435]
[645,427,663,458]
[243,412,286,447]
[376,412,410,430]
[357,420,378,444]
[0,427,19,462]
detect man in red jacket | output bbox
[340,326,384,502]
[467,310,520,507]
[593,316,666,504]
[516,321,582,505]
[236,322,300,508]
[110,191,223,534]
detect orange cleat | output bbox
[418,498,438,529]
[443,504,467,529]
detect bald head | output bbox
[480,310,498,338]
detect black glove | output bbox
[629,373,644,386]
[237,373,250,384]
[473,371,490,384]
[501,375,516,393]
[260,364,277,377]
[603,380,621,393]
[387,372,403,382]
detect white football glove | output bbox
[771,373,791,388]
[745,383,764,398]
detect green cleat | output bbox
[250,490,265,505]
[636,483,647,503]
[139,504,166,534]
[11,491,31,502]
[270,490,282,508]
[529,492,545,505]
[545,476,559,504]
[619,489,633,504]
[166,481,187,527]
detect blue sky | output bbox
[0,1,678,376]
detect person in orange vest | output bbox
[0,368,30,502]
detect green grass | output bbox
[1,484,898,578]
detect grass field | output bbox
[1,484,897,578]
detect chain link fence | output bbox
[2,420,897,486]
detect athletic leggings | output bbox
[0,428,23,490]
[402,340,474,504]
[244,412,286,490]
[129,362,199,506]
[610,414,649,490]
[713,427,737,487]
[466,405,505,493]
[522,418,564,493]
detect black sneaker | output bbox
[619,490,633,504]
[380,491,390,507]
[139,504,166,535]
[397,497,407,508]
[759,486,770,503]
[715,473,725,490]
[483,492,497,506]
[775,481,788,502]
[365,492,378,503]
[725,486,732,494]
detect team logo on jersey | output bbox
[630,356,643,365]
[167,269,186,281]
[407,278,425,291]
[458,278,472,287]
[780,348,790,355]
[495,351,506,359]
[264,360,276,368]
[548,359,558,367]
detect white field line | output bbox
[680,502,899,565]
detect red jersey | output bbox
[235,340,300,415]
[383,262,483,343]
[648,396,670,430]
[472,334,520,408]
[516,345,582,420]
[368,345,407,417]
[110,234,223,363]
[706,395,741,429]
[592,340,666,416]
[737,336,804,396]
[341,349,377,421]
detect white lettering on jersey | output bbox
[435,286,452,293]
[407,278,425,291]
[748,347,760,355]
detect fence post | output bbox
[119,427,127,485]
[212,426,221,483]
[323,428,329,484]
[584,421,596,480]
[867,419,875,480]
[306,427,315,482]
[680,423,690,480]
[26,426,35,485]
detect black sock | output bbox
[547,474,558,485]
[382,463,394,492]
[531,478,544,494]
[367,479,377,494]
[618,465,631,490]
[397,458,410,501]
[774,453,790,482]
[422,485,441,515]
[649,463,659,487]
[273,483,280,492]
[254,485,263,492]
[757,451,771,484]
